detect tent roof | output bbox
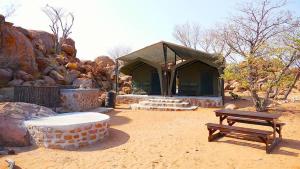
[118,41,221,68]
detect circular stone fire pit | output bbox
[24,112,110,150]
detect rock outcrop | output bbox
[0,102,57,146]
[0,15,115,91]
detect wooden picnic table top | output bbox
[214,109,281,120]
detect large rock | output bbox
[49,70,65,83]
[0,22,38,74]
[43,76,56,86]
[0,102,57,146]
[73,78,93,88]
[61,44,76,56]
[0,68,13,86]
[27,30,55,55]
[8,79,24,86]
[94,56,115,68]
[15,70,34,81]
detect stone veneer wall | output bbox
[117,95,223,108]
[60,89,101,112]
[26,121,109,150]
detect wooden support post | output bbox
[163,44,168,96]
[115,59,119,95]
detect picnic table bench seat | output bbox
[206,123,279,153]
[226,117,285,138]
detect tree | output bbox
[282,30,300,99]
[2,4,16,18]
[224,0,299,111]
[108,45,132,60]
[42,4,74,54]
[173,22,201,49]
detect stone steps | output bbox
[130,104,198,111]
[130,98,198,111]
[139,101,190,107]
[148,98,182,103]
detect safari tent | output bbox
[117,41,224,98]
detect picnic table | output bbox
[206,109,285,153]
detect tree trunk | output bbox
[269,87,279,98]
[249,89,268,112]
[283,71,300,100]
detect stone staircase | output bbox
[130,98,198,111]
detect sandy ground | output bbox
[1,96,300,169]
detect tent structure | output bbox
[116,41,224,98]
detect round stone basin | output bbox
[25,112,110,150]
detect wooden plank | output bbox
[206,123,273,136]
[227,117,285,127]
[215,109,281,120]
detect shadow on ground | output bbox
[78,128,130,152]
[218,138,300,157]
[106,110,132,126]
[0,145,38,158]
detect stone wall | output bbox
[117,95,223,108]
[60,89,101,112]
[26,121,109,150]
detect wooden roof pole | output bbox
[115,59,119,95]
[163,44,168,96]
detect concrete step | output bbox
[148,98,182,103]
[130,104,198,111]
[139,101,190,107]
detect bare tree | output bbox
[198,26,233,66]
[173,22,201,49]
[42,4,74,54]
[3,4,16,18]
[108,45,132,60]
[224,0,298,111]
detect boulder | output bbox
[61,44,76,56]
[27,30,55,55]
[224,82,231,90]
[73,78,93,88]
[224,103,238,110]
[42,76,56,86]
[22,81,34,86]
[15,70,34,81]
[49,70,64,83]
[94,56,115,68]
[36,57,58,73]
[230,81,240,90]
[8,79,24,86]
[0,102,57,146]
[101,81,112,90]
[0,68,13,86]
[122,81,132,88]
[121,86,131,94]
[0,22,38,74]
[118,91,126,95]
[119,75,132,82]
[33,80,46,86]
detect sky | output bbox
[1,0,300,61]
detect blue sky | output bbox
[1,0,300,60]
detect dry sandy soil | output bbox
[1,96,300,169]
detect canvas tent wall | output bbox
[174,60,219,96]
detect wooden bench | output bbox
[226,117,285,139]
[206,123,276,153]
